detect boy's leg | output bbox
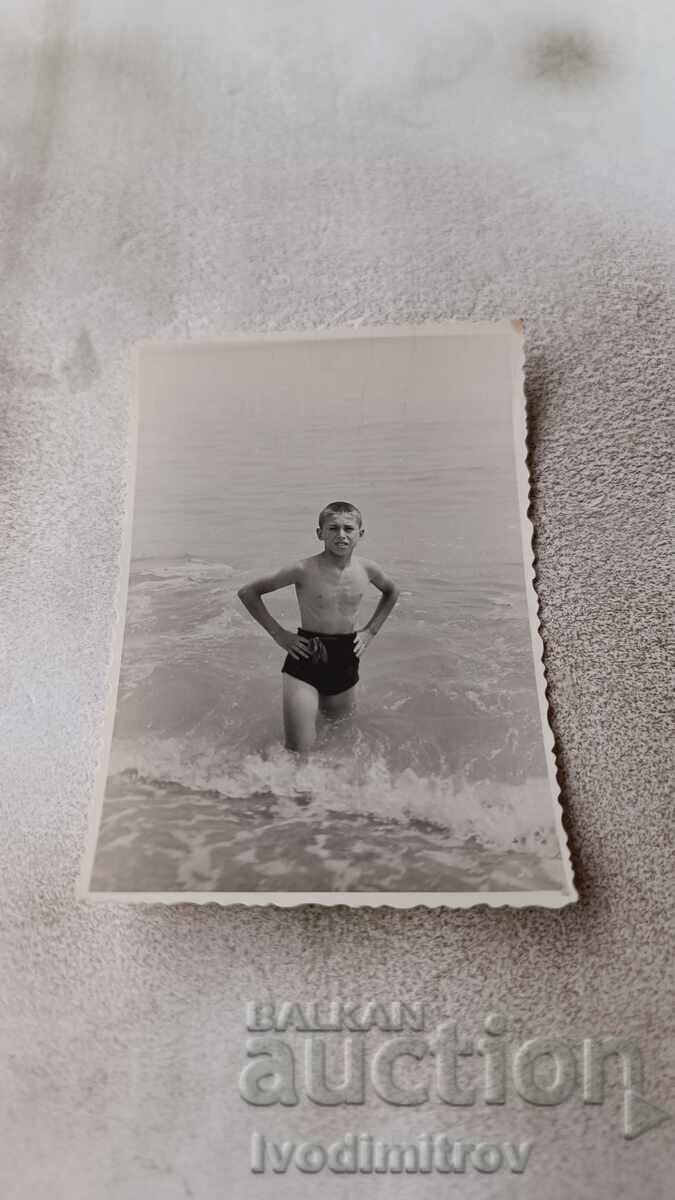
[319,686,357,720]
[282,674,319,752]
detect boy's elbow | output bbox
[238,583,262,604]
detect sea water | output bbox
[91,397,564,893]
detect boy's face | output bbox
[317,512,363,556]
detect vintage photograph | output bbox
[81,324,576,905]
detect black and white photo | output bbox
[81,323,576,905]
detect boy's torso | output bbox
[295,554,369,634]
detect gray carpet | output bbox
[1,2,672,1196]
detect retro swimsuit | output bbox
[281,628,359,696]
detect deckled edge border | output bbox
[77,319,577,909]
[77,344,140,901]
[509,318,577,907]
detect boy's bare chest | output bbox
[299,564,367,611]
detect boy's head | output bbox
[316,501,364,556]
[317,501,363,532]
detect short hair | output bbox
[317,501,363,530]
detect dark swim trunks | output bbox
[281,628,359,696]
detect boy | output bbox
[237,502,400,752]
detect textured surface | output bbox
[1,1,673,1196]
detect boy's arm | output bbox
[355,561,400,657]
[237,565,312,659]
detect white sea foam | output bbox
[108,735,558,855]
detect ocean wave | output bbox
[107,736,558,856]
[130,556,236,582]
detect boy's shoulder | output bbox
[357,557,396,588]
[296,553,323,576]
[353,554,382,576]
